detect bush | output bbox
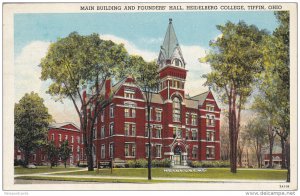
[127,160,136,168]
[135,159,147,168]
[14,159,25,167]
[188,160,230,168]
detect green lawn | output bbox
[14,166,83,175]
[51,168,287,180]
[14,176,174,183]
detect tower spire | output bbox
[158,18,185,69]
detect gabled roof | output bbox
[190,91,209,106]
[161,18,180,59]
[49,122,80,131]
[185,98,198,109]
[150,93,163,104]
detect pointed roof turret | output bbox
[158,18,185,69]
[161,18,180,59]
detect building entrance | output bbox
[174,146,182,165]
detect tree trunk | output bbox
[285,141,290,182]
[268,125,274,168]
[147,104,152,180]
[280,137,286,169]
[24,150,30,167]
[64,162,67,168]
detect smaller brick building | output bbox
[14,122,84,166]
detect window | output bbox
[186,113,189,124]
[125,107,136,118]
[51,133,54,141]
[93,127,96,139]
[125,143,129,157]
[192,146,198,158]
[132,124,136,136]
[206,147,215,159]
[125,123,130,136]
[172,97,181,122]
[191,114,197,126]
[145,126,151,138]
[156,129,161,138]
[65,135,68,141]
[109,123,114,136]
[132,144,136,157]
[124,91,135,99]
[206,131,215,141]
[33,154,36,161]
[101,111,104,122]
[59,134,62,142]
[101,145,105,159]
[156,145,162,158]
[81,134,84,144]
[77,146,80,153]
[101,126,105,138]
[41,155,45,161]
[186,129,190,140]
[174,58,182,67]
[145,144,150,158]
[206,115,216,126]
[173,128,182,138]
[206,105,215,112]
[192,130,197,140]
[125,108,130,118]
[109,143,114,158]
[71,136,74,143]
[77,136,80,143]
[110,104,114,118]
[156,111,162,122]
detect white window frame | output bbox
[101,144,105,159]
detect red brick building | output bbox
[91,19,221,166]
[48,122,83,166]
[14,122,84,166]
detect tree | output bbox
[46,141,59,168]
[59,140,72,168]
[40,32,129,171]
[244,117,268,168]
[130,55,159,180]
[253,11,289,171]
[201,21,267,173]
[14,92,52,167]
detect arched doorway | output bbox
[173,145,183,165]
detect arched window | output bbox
[173,58,182,67]
[173,97,181,122]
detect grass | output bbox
[14,166,83,175]
[51,168,287,180]
[14,176,183,183]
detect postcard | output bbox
[2,2,297,192]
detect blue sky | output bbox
[14,11,278,56]
[14,11,279,124]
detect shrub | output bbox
[126,160,136,168]
[161,158,171,167]
[135,159,147,168]
[188,160,230,168]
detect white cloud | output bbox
[181,45,211,96]
[14,41,79,125]
[101,34,157,62]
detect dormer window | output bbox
[174,58,182,67]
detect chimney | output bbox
[105,79,111,99]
